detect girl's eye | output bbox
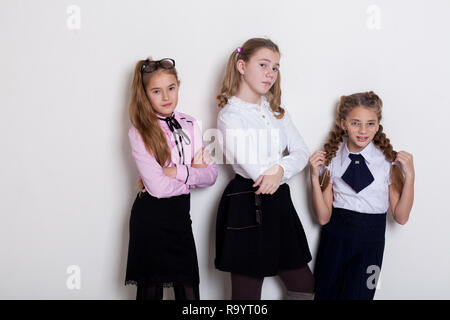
[351,121,359,126]
[272,67,279,72]
[152,90,160,94]
[368,122,376,126]
[169,87,175,91]
[260,63,266,68]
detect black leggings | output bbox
[136,284,200,300]
[231,265,315,300]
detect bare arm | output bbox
[311,177,333,225]
[389,151,415,225]
[309,150,333,225]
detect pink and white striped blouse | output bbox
[128,111,218,198]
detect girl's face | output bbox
[340,106,379,153]
[145,71,179,117]
[237,47,280,96]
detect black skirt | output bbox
[125,191,199,288]
[215,174,312,277]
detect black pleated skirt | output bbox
[215,174,312,277]
[125,191,199,288]
[314,207,386,300]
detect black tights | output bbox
[231,265,315,300]
[136,284,200,300]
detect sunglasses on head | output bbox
[141,58,175,73]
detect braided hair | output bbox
[319,91,404,195]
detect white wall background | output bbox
[1,0,449,299]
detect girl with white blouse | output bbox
[214,38,315,300]
[309,91,414,300]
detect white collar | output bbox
[341,140,376,166]
[228,95,268,109]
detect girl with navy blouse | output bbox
[309,91,415,300]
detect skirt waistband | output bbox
[232,174,287,191]
[234,173,255,183]
[324,207,387,241]
[332,207,386,224]
[138,190,190,202]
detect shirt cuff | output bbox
[277,162,287,178]
[175,164,189,184]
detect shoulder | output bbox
[278,106,292,122]
[261,95,286,119]
[224,96,243,112]
[329,143,344,169]
[218,99,243,123]
[176,111,196,126]
[128,125,145,147]
[128,125,139,139]
[372,144,391,167]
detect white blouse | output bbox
[326,141,393,214]
[217,95,309,184]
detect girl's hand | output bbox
[202,147,213,165]
[253,164,284,195]
[162,166,177,178]
[309,150,326,180]
[395,151,415,180]
[191,147,212,168]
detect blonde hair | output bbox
[217,38,285,119]
[128,59,179,190]
[320,91,404,195]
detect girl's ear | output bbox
[340,118,346,131]
[236,59,245,75]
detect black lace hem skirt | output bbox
[215,174,312,277]
[125,191,199,288]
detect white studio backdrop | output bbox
[0,0,449,299]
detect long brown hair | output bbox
[319,91,404,194]
[128,59,179,189]
[216,38,285,119]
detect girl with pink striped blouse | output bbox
[124,57,217,300]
